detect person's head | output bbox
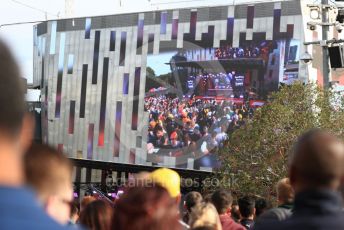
[184,191,203,213]
[154,125,164,138]
[211,189,233,215]
[276,178,294,205]
[24,143,73,224]
[79,200,113,230]
[203,126,208,135]
[188,202,222,230]
[0,40,34,186]
[149,121,157,129]
[184,133,191,143]
[289,129,344,192]
[149,168,181,204]
[238,196,255,219]
[254,198,270,217]
[170,131,179,146]
[81,196,97,212]
[112,185,180,230]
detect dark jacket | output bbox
[256,203,293,222]
[240,219,254,229]
[254,189,344,230]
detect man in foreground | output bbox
[25,144,74,225]
[254,129,344,229]
[211,189,245,230]
[0,40,66,229]
[238,196,255,229]
[256,178,294,222]
[150,167,189,229]
[183,191,203,224]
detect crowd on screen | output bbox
[214,43,273,61]
[145,95,254,164]
[2,37,344,230]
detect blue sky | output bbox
[147,51,176,76]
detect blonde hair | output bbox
[276,178,294,204]
[189,202,222,230]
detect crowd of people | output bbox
[214,43,274,61]
[145,95,253,168]
[18,129,344,230]
[2,34,344,230]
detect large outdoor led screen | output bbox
[144,39,300,171]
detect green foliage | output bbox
[145,66,172,92]
[215,82,344,197]
[146,66,156,78]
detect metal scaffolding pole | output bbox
[322,0,330,88]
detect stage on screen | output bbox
[144,38,300,171]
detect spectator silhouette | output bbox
[238,196,255,229]
[79,200,113,230]
[211,190,245,230]
[254,129,344,230]
[149,168,189,228]
[80,196,96,212]
[254,198,271,218]
[256,178,294,223]
[25,144,74,225]
[183,191,203,224]
[188,202,222,230]
[0,40,66,229]
[112,185,181,230]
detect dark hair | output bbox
[79,200,113,230]
[255,198,270,217]
[211,189,233,214]
[185,191,203,212]
[112,185,180,230]
[81,196,97,211]
[290,129,344,188]
[154,125,164,134]
[0,40,26,137]
[238,196,255,218]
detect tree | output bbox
[145,66,157,92]
[215,82,344,197]
[145,66,173,92]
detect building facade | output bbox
[32,0,343,172]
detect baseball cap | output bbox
[149,168,181,198]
